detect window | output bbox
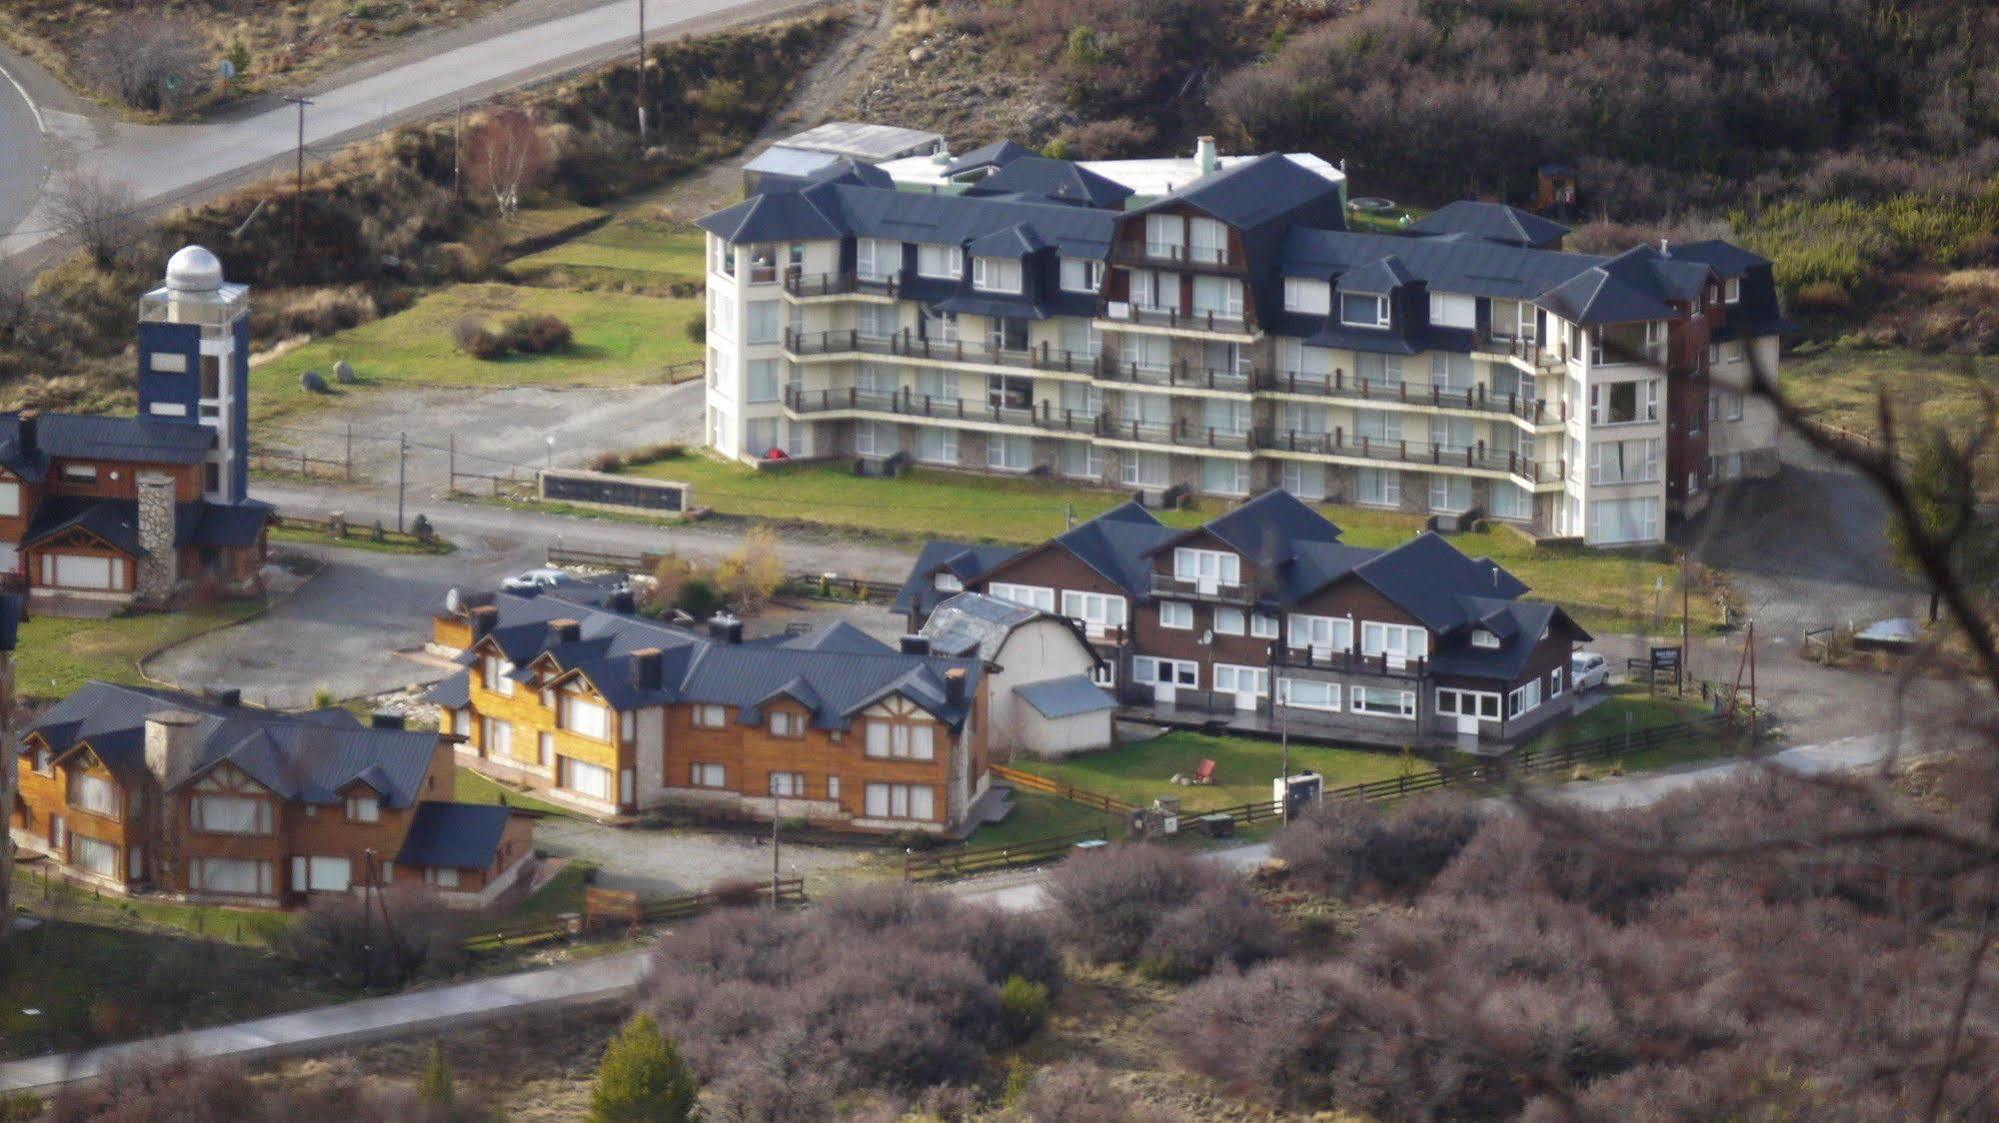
[988,372,1032,409]
[855,420,895,457]
[989,316,1030,352]
[1490,482,1534,520]
[1708,388,1744,421]
[538,731,554,767]
[990,582,1055,612]
[151,351,188,373]
[746,301,781,345]
[744,418,780,458]
[766,772,808,798]
[915,426,959,465]
[1354,409,1401,443]
[1723,277,1741,304]
[32,743,51,774]
[1283,278,1331,314]
[562,757,614,801]
[934,572,963,592]
[294,855,353,893]
[1590,379,1660,425]
[925,308,960,343]
[916,368,960,402]
[1471,630,1501,649]
[1352,687,1417,719]
[1550,667,1566,699]
[1341,293,1390,328]
[1119,450,1170,488]
[1361,621,1429,663]
[1061,591,1127,637]
[828,776,842,801]
[972,257,1022,293]
[561,692,611,741]
[70,773,117,818]
[856,363,895,395]
[72,835,119,879]
[1213,607,1245,636]
[1590,438,1662,484]
[690,762,727,787]
[1429,292,1476,329]
[191,795,271,835]
[1428,475,1471,514]
[481,654,516,697]
[916,243,962,279]
[856,238,898,280]
[864,782,935,820]
[693,704,727,729]
[746,360,780,404]
[1436,689,1501,720]
[1281,461,1326,500]
[191,858,273,896]
[1191,275,1244,319]
[0,482,18,517]
[483,717,513,759]
[1213,664,1268,697]
[1354,353,1402,388]
[1159,601,1195,630]
[1288,613,1351,657]
[769,711,805,738]
[1508,678,1544,717]
[1145,214,1183,258]
[345,795,380,823]
[1060,257,1104,292]
[1201,458,1249,496]
[986,434,1032,472]
[1252,613,1280,639]
[1429,352,1474,391]
[1587,496,1663,545]
[1188,217,1228,264]
[426,867,462,888]
[1277,678,1340,711]
[1355,468,1401,508]
[865,720,936,761]
[1061,441,1103,480]
[60,464,97,483]
[1132,657,1198,687]
[1173,548,1242,588]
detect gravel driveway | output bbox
[532,816,886,896]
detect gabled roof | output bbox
[1135,153,1344,230]
[1538,245,1714,326]
[1427,599,1592,681]
[1408,201,1569,247]
[1016,675,1118,720]
[776,620,893,655]
[26,682,440,807]
[921,591,1042,660]
[942,139,1035,178]
[891,540,1022,618]
[21,497,146,555]
[1043,501,1179,597]
[1150,489,1344,573]
[966,222,1050,258]
[696,187,845,244]
[1350,533,1530,634]
[1666,239,1769,277]
[964,156,1134,209]
[1337,254,1417,293]
[396,801,515,870]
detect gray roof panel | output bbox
[1016,674,1118,720]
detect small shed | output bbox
[1014,675,1118,758]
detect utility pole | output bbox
[452,100,465,201]
[396,431,407,534]
[1680,554,1691,696]
[284,97,314,254]
[771,784,782,905]
[635,0,648,144]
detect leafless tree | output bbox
[465,108,552,220]
[81,14,205,113]
[47,171,142,269]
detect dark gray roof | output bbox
[696,188,845,244]
[1337,255,1417,294]
[966,222,1050,258]
[1428,598,1591,681]
[1045,501,1178,598]
[1408,201,1569,247]
[22,497,273,556]
[1350,532,1531,634]
[1281,228,1602,302]
[891,540,1022,618]
[1153,489,1344,574]
[1134,153,1343,230]
[964,156,1134,209]
[28,682,440,806]
[396,801,514,869]
[1665,239,1768,277]
[0,412,217,481]
[1016,674,1118,720]
[445,592,982,731]
[1538,245,1714,326]
[942,139,1035,178]
[921,591,1041,659]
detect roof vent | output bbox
[943,666,967,705]
[470,605,499,638]
[548,619,581,645]
[16,410,37,462]
[1195,136,1218,176]
[900,635,931,656]
[708,614,743,644]
[630,647,664,690]
[370,712,406,730]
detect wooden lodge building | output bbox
[14,682,534,909]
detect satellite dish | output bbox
[444,588,462,613]
[1200,629,1214,646]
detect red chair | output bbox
[1191,759,1217,785]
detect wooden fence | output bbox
[544,544,904,604]
[906,716,1742,883]
[461,878,806,955]
[250,445,352,483]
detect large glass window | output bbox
[864,783,935,820]
[1283,279,1331,314]
[746,301,781,345]
[1288,613,1351,657]
[1277,678,1340,711]
[915,427,958,465]
[70,773,117,818]
[972,257,1023,293]
[1059,258,1104,292]
[916,243,963,279]
[1590,379,1660,425]
[1354,353,1402,388]
[1341,293,1390,328]
[1587,496,1663,545]
[191,795,271,835]
[864,721,936,761]
[1354,467,1401,507]
[986,434,1032,471]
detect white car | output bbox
[1570,651,1611,691]
[502,567,574,592]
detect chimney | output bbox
[943,666,967,706]
[548,619,581,645]
[206,687,242,707]
[708,613,742,644]
[900,635,931,656]
[1659,238,1670,256]
[16,410,37,462]
[630,647,663,690]
[144,710,202,787]
[608,590,637,616]
[134,472,179,605]
[1195,136,1218,176]
[370,712,406,730]
[471,605,499,639]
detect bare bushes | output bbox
[1271,794,1483,900]
[44,1053,489,1122]
[1044,843,1282,980]
[638,884,1059,1116]
[81,15,205,113]
[273,886,467,990]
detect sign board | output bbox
[583,887,641,929]
[540,468,692,517]
[1648,645,1683,694]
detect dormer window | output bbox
[972,257,1022,294]
[60,464,98,484]
[1283,279,1330,315]
[1173,547,1241,591]
[1471,630,1501,649]
[916,243,963,280]
[1341,293,1390,329]
[1059,258,1103,293]
[345,794,380,822]
[856,238,899,281]
[1722,277,1741,304]
[934,572,963,592]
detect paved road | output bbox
[0,47,48,246]
[0,0,817,260]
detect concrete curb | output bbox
[134,553,330,692]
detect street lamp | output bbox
[545,434,556,470]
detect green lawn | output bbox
[454,765,579,818]
[968,789,1119,848]
[496,200,610,253]
[1007,730,1433,814]
[271,523,455,556]
[15,602,261,703]
[509,215,707,289]
[251,283,702,421]
[1782,341,1994,441]
[1525,684,1738,773]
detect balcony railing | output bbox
[1099,302,1250,334]
[1097,360,1255,394]
[1108,242,1240,271]
[1256,368,1565,425]
[781,271,902,299]
[784,386,1101,434]
[1101,417,1254,452]
[1272,645,1429,679]
[1253,427,1565,482]
[1474,332,1571,371]
[1149,573,1262,604]
[784,328,1104,377]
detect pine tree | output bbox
[418,1041,456,1108]
[589,1014,699,1123]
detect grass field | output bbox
[498,200,611,254]
[251,283,701,420]
[1782,341,1994,438]
[454,766,580,818]
[271,523,455,556]
[15,602,261,703]
[509,216,708,290]
[968,790,1120,848]
[1005,730,1433,814]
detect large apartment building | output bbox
[894,489,1591,752]
[698,141,1790,546]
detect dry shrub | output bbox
[640,884,1059,1109]
[1012,1061,1176,1123]
[273,886,467,990]
[263,286,381,339]
[1044,843,1282,980]
[44,1053,479,1122]
[1272,793,1483,900]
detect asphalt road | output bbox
[0,48,47,246]
[0,0,818,260]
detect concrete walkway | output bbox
[0,950,644,1095]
